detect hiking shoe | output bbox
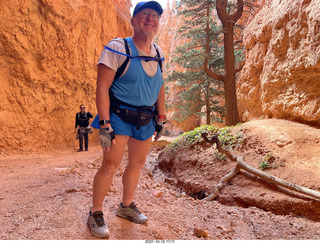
[116,202,148,224]
[87,210,109,238]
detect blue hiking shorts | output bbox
[110,111,155,141]
[91,105,156,141]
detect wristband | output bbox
[99,119,111,125]
[158,115,166,119]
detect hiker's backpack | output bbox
[77,112,87,120]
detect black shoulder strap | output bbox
[153,44,163,73]
[114,39,163,80]
[109,39,163,110]
[114,38,130,81]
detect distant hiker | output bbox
[87,1,166,238]
[75,104,93,152]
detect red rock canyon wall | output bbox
[238,0,320,127]
[0,0,132,152]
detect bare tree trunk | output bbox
[222,19,240,125]
[205,78,211,125]
[204,0,243,126]
[216,0,243,126]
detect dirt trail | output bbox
[1,119,320,240]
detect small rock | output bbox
[142,183,150,189]
[147,172,153,178]
[153,190,163,198]
[66,188,78,193]
[194,228,209,238]
[164,178,175,185]
[216,225,224,230]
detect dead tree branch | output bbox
[203,165,241,201]
[201,133,320,201]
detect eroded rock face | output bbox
[0,0,132,151]
[238,0,320,126]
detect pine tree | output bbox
[204,0,245,126]
[167,0,225,125]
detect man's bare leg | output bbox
[91,135,129,213]
[122,136,152,206]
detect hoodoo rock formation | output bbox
[0,0,132,152]
[238,0,320,127]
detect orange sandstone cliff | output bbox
[0,0,132,152]
[238,0,320,127]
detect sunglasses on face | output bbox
[138,10,160,20]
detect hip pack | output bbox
[110,104,155,130]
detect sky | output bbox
[130,0,171,15]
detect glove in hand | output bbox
[99,127,115,148]
[155,121,165,141]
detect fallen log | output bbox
[203,165,241,201]
[201,133,320,201]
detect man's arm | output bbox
[154,85,166,141]
[96,63,117,151]
[156,85,165,122]
[75,113,79,132]
[96,63,116,127]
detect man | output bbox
[75,104,93,152]
[87,1,166,239]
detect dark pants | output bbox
[78,127,89,150]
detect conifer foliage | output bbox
[168,0,247,126]
[167,0,225,125]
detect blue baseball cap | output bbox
[133,1,163,17]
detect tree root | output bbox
[201,133,320,201]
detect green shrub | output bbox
[167,124,243,155]
[259,153,277,170]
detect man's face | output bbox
[131,8,160,37]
